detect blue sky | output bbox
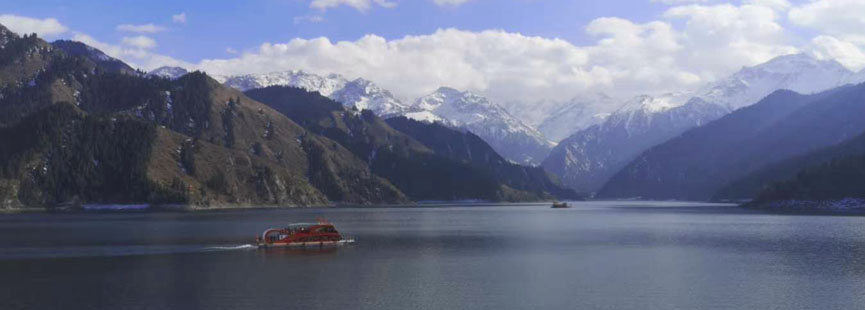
[1,1,864,103]
[1,0,668,61]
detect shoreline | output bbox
[0,199,715,214]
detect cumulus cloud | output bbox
[310,0,397,11]
[662,3,797,80]
[194,29,597,102]
[787,0,865,71]
[809,35,865,71]
[116,23,166,33]
[744,0,791,11]
[5,0,865,106]
[789,0,865,35]
[0,14,68,38]
[185,1,803,102]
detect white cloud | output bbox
[195,29,594,102]
[73,32,191,70]
[121,35,157,49]
[743,0,791,11]
[789,0,865,35]
[787,0,865,71]
[432,0,472,6]
[651,0,708,4]
[310,0,397,11]
[0,14,68,38]
[226,47,238,54]
[662,3,797,80]
[116,23,166,33]
[172,12,187,24]
[187,1,804,102]
[809,35,865,71]
[4,0,865,108]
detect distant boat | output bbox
[256,218,355,248]
[551,202,571,209]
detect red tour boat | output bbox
[256,218,355,248]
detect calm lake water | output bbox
[2,201,865,310]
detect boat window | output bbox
[316,226,337,233]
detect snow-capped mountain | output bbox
[695,53,853,110]
[408,87,554,165]
[500,99,572,128]
[219,70,347,96]
[543,53,856,194]
[536,93,621,143]
[331,78,410,117]
[218,70,410,117]
[149,66,188,79]
[216,71,547,163]
[542,95,728,193]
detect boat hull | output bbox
[257,239,355,249]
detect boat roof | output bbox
[285,223,330,229]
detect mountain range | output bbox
[543,53,865,194]
[0,24,578,210]
[599,82,865,201]
[214,71,553,165]
[4,21,865,213]
[243,85,577,201]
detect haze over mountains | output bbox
[600,84,865,201]
[543,54,865,194]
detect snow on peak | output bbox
[617,92,693,114]
[219,70,411,117]
[409,87,553,165]
[221,70,348,96]
[331,78,411,117]
[697,53,854,110]
[149,66,189,80]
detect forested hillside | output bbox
[0,24,407,209]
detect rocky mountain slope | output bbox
[51,40,138,75]
[385,117,581,200]
[542,93,728,193]
[409,87,554,165]
[218,71,555,165]
[244,86,577,201]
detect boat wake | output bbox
[205,244,257,251]
[0,244,258,260]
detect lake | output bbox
[2,201,865,310]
